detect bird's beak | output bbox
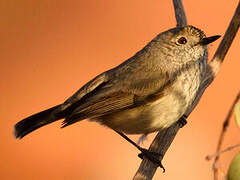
[200,35,221,45]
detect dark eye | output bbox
[177,37,187,44]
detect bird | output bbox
[14,25,220,169]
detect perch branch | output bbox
[133,1,240,180]
[133,0,187,179]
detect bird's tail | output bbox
[14,105,62,139]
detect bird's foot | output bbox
[138,148,165,172]
[178,115,187,128]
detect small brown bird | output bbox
[14,25,220,169]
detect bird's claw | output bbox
[138,148,165,172]
[178,115,187,128]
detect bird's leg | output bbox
[178,114,188,128]
[114,130,165,172]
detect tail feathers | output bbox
[14,105,62,139]
[61,114,88,128]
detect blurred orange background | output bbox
[1,0,239,179]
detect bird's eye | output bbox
[177,37,187,44]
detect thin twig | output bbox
[173,0,187,27]
[213,92,240,180]
[206,144,240,161]
[133,1,240,179]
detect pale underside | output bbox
[91,62,203,134]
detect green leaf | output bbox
[227,152,240,180]
[234,102,240,128]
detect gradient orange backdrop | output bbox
[1,0,239,179]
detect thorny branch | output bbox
[133,0,240,179]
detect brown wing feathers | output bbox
[62,91,134,128]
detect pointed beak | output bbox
[200,35,221,45]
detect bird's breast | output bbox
[95,62,204,134]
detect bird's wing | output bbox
[59,56,169,127]
[61,72,110,110]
